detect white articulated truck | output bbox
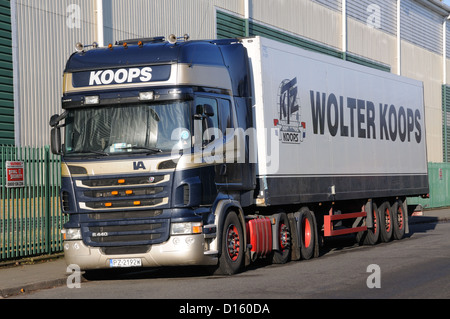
[50,35,428,275]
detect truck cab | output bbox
[50,36,255,272]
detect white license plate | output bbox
[109,258,142,268]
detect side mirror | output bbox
[203,104,215,117]
[51,127,62,155]
[49,112,67,127]
[50,113,66,155]
[194,104,215,119]
[50,114,61,127]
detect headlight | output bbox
[62,228,82,240]
[171,222,203,235]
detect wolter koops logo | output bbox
[274,78,306,144]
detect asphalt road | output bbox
[12,221,450,301]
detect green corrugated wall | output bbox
[0,0,14,145]
[408,163,450,209]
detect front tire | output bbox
[214,211,244,275]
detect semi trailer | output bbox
[50,35,428,275]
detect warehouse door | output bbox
[0,0,14,145]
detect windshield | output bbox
[64,101,191,156]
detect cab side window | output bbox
[195,96,219,146]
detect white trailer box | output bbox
[243,36,428,205]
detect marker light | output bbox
[118,179,125,184]
[75,42,84,52]
[139,91,154,101]
[133,201,141,206]
[126,190,133,195]
[85,96,99,105]
[105,203,112,207]
[111,191,119,196]
[168,34,177,44]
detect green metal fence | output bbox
[1,145,65,261]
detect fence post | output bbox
[44,146,51,254]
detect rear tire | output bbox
[272,212,291,264]
[214,211,244,275]
[391,199,406,240]
[379,201,393,242]
[356,203,380,245]
[297,207,316,260]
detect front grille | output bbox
[75,172,172,248]
[84,187,164,198]
[101,245,150,255]
[75,173,170,211]
[81,175,165,187]
[88,210,163,221]
[85,198,164,209]
[82,218,170,247]
[91,233,162,244]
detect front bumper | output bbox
[63,234,218,270]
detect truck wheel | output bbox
[391,200,406,240]
[297,207,315,260]
[272,212,291,264]
[378,201,393,242]
[215,211,244,275]
[356,203,380,245]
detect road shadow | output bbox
[82,265,214,281]
[407,216,440,237]
[82,217,444,281]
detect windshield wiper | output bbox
[124,146,163,154]
[66,150,110,157]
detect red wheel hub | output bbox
[302,218,311,248]
[279,223,290,251]
[226,224,240,261]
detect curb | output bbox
[0,253,64,269]
[0,277,68,298]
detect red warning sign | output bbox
[6,161,24,188]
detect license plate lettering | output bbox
[109,258,142,268]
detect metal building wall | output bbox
[14,0,244,148]
[103,0,243,45]
[15,0,96,147]
[401,0,443,55]
[347,0,397,36]
[251,0,342,50]
[0,0,14,145]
